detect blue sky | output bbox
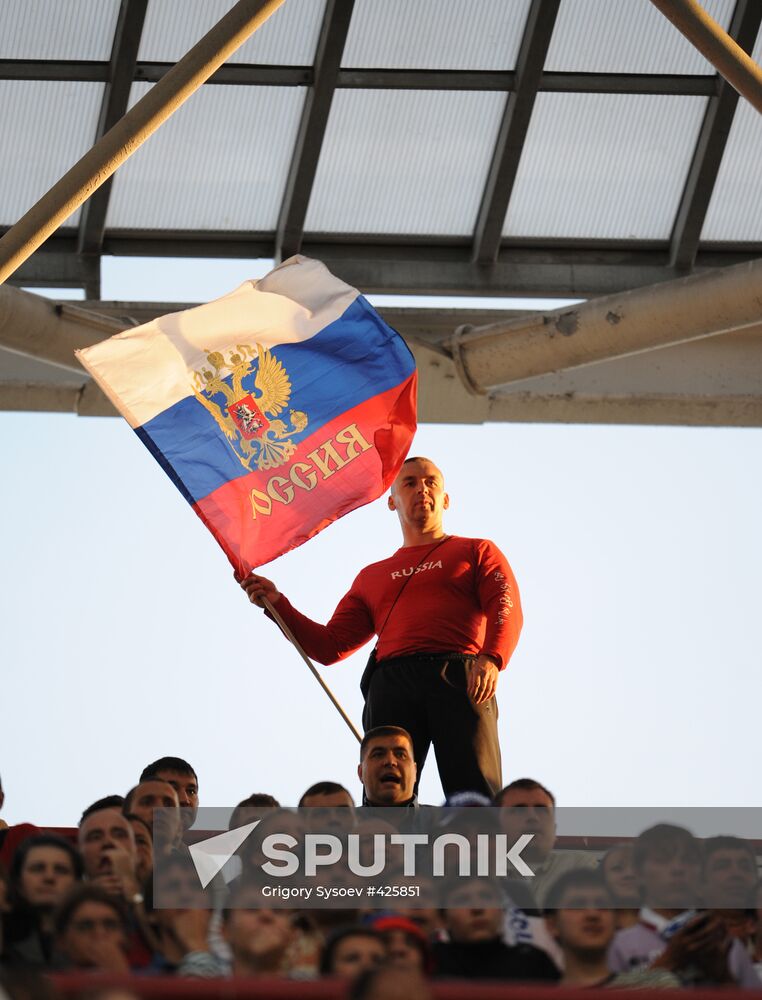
[1,256,760,827]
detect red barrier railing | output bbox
[48,977,755,999]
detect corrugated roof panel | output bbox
[0,0,121,59]
[106,84,306,230]
[138,0,325,65]
[503,93,708,239]
[545,0,735,74]
[304,89,507,235]
[702,30,762,241]
[342,0,532,70]
[0,81,104,227]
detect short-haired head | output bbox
[299,782,354,808]
[703,835,757,867]
[79,795,125,825]
[360,726,414,761]
[139,757,197,783]
[544,869,613,914]
[632,823,701,871]
[493,778,556,807]
[229,793,280,830]
[124,778,176,814]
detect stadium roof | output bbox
[1,0,761,425]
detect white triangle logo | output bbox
[188,821,261,888]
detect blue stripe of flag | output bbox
[135,297,415,504]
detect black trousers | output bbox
[363,653,502,799]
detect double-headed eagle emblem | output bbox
[191,344,308,471]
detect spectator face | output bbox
[129,781,181,845]
[19,845,78,908]
[152,769,198,830]
[443,883,504,943]
[602,845,639,905]
[406,908,444,937]
[383,928,424,971]
[225,907,294,966]
[128,819,154,883]
[330,933,385,978]
[58,899,128,968]
[639,845,701,910]
[704,848,758,908]
[358,735,416,805]
[78,809,136,880]
[389,459,449,531]
[155,858,208,912]
[496,787,555,862]
[548,885,616,954]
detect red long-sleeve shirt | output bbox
[270,536,522,668]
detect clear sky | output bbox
[2,257,760,827]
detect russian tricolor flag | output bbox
[76,256,417,575]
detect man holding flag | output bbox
[242,455,522,798]
[77,254,520,795]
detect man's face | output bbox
[225,906,294,965]
[153,768,199,831]
[444,882,504,943]
[301,790,356,835]
[703,848,758,907]
[548,886,617,956]
[639,845,702,910]
[78,809,136,880]
[58,900,127,968]
[129,819,154,883]
[130,780,181,844]
[496,787,556,862]
[383,928,424,971]
[331,934,385,978]
[358,735,416,805]
[20,845,78,908]
[388,459,449,532]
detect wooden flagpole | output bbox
[262,597,362,744]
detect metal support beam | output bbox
[0,285,125,372]
[448,256,762,391]
[449,260,762,395]
[669,0,762,269]
[650,0,762,113]
[274,0,355,261]
[11,249,100,291]
[0,60,109,82]
[77,0,148,257]
[0,0,286,286]
[307,249,676,297]
[0,60,722,96]
[2,291,760,427]
[135,62,310,86]
[471,0,561,264]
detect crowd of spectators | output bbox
[1,729,761,997]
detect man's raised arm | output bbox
[240,573,375,665]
